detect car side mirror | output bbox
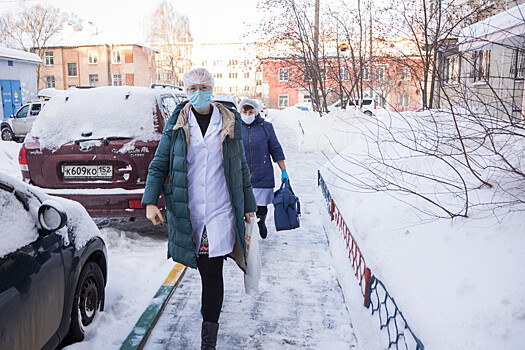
[38,200,67,233]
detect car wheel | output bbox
[1,127,15,141]
[364,110,373,116]
[68,262,105,342]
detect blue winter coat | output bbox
[242,114,285,189]
[142,101,257,270]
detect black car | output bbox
[0,174,107,349]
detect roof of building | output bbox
[0,46,42,64]
[458,3,525,51]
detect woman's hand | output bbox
[146,204,164,225]
[244,212,256,223]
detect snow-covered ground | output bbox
[1,103,523,349]
[280,107,525,349]
[143,127,358,350]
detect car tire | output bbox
[364,110,373,116]
[68,262,105,342]
[1,127,15,142]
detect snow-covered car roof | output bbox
[0,172,100,258]
[28,86,171,150]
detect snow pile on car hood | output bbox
[28,86,161,150]
[0,172,101,258]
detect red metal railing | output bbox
[331,199,372,307]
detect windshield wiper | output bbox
[74,136,132,146]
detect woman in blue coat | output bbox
[239,99,288,238]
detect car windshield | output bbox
[28,87,160,150]
[16,105,29,118]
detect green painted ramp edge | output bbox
[120,264,186,350]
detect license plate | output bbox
[64,165,113,179]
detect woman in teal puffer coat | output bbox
[141,68,256,350]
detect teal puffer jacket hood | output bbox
[142,101,257,269]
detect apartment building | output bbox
[191,43,263,99]
[435,2,525,119]
[261,58,422,111]
[37,44,158,91]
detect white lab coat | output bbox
[187,104,236,257]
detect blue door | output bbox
[1,80,22,120]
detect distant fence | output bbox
[318,170,424,350]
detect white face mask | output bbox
[241,113,255,124]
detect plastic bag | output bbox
[244,219,262,294]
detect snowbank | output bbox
[268,107,366,153]
[28,87,162,150]
[319,109,525,349]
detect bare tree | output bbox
[324,1,525,219]
[0,4,81,81]
[146,0,192,87]
[257,0,333,114]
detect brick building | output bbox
[261,57,422,111]
[37,43,158,90]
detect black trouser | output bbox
[256,205,268,217]
[197,255,224,323]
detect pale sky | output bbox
[0,0,264,44]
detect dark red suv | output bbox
[19,85,186,217]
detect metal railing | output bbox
[318,170,424,350]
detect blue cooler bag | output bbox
[272,179,300,231]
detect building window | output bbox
[44,52,54,66]
[202,60,208,66]
[244,85,250,92]
[472,50,490,82]
[89,74,99,87]
[244,72,250,79]
[112,74,122,86]
[45,76,55,88]
[279,68,289,82]
[444,55,460,84]
[214,73,223,78]
[340,67,349,81]
[7,60,13,66]
[228,59,238,66]
[214,86,223,93]
[256,80,262,86]
[375,67,384,81]
[362,67,369,80]
[111,50,121,64]
[88,50,98,64]
[398,93,410,107]
[67,63,77,77]
[278,94,289,108]
[400,67,411,81]
[229,72,238,79]
[214,60,222,66]
[511,49,525,80]
[243,59,250,66]
[229,86,238,93]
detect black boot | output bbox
[257,214,268,239]
[201,321,219,350]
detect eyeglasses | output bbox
[187,85,212,93]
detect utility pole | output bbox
[369,0,373,101]
[313,0,321,113]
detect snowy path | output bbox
[144,127,358,349]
